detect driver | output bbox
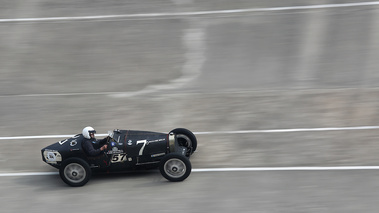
[82,126,108,156]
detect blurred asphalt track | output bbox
[2,0,379,212]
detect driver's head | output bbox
[82,126,96,139]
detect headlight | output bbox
[43,150,62,164]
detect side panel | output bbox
[106,131,131,169]
[125,130,168,164]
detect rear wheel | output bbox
[170,128,197,156]
[59,158,91,187]
[159,153,191,182]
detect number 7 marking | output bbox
[137,140,147,155]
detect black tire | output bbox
[59,158,91,187]
[170,128,197,156]
[159,153,192,182]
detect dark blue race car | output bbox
[41,128,197,187]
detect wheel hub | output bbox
[164,159,186,178]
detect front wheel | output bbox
[59,158,91,187]
[159,153,192,182]
[170,128,197,156]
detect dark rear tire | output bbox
[170,128,197,156]
[59,158,91,187]
[159,153,191,182]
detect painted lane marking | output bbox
[1,126,379,140]
[0,134,108,140]
[192,166,379,172]
[193,126,379,135]
[2,166,379,177]
[0,172,58,177]
[0,1,379,23]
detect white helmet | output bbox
[82,126,96,139]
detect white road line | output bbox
[0,134,108,140]
[0,1,379,23]
[193,126,379,135]
[192,166,379,172]
[0,172,58,177]
[2,166,379,177]
[1,126,379,140]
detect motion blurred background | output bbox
[1,0,379,212]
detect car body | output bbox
[41,128,197,186]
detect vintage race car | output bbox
[41,128,197,187]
